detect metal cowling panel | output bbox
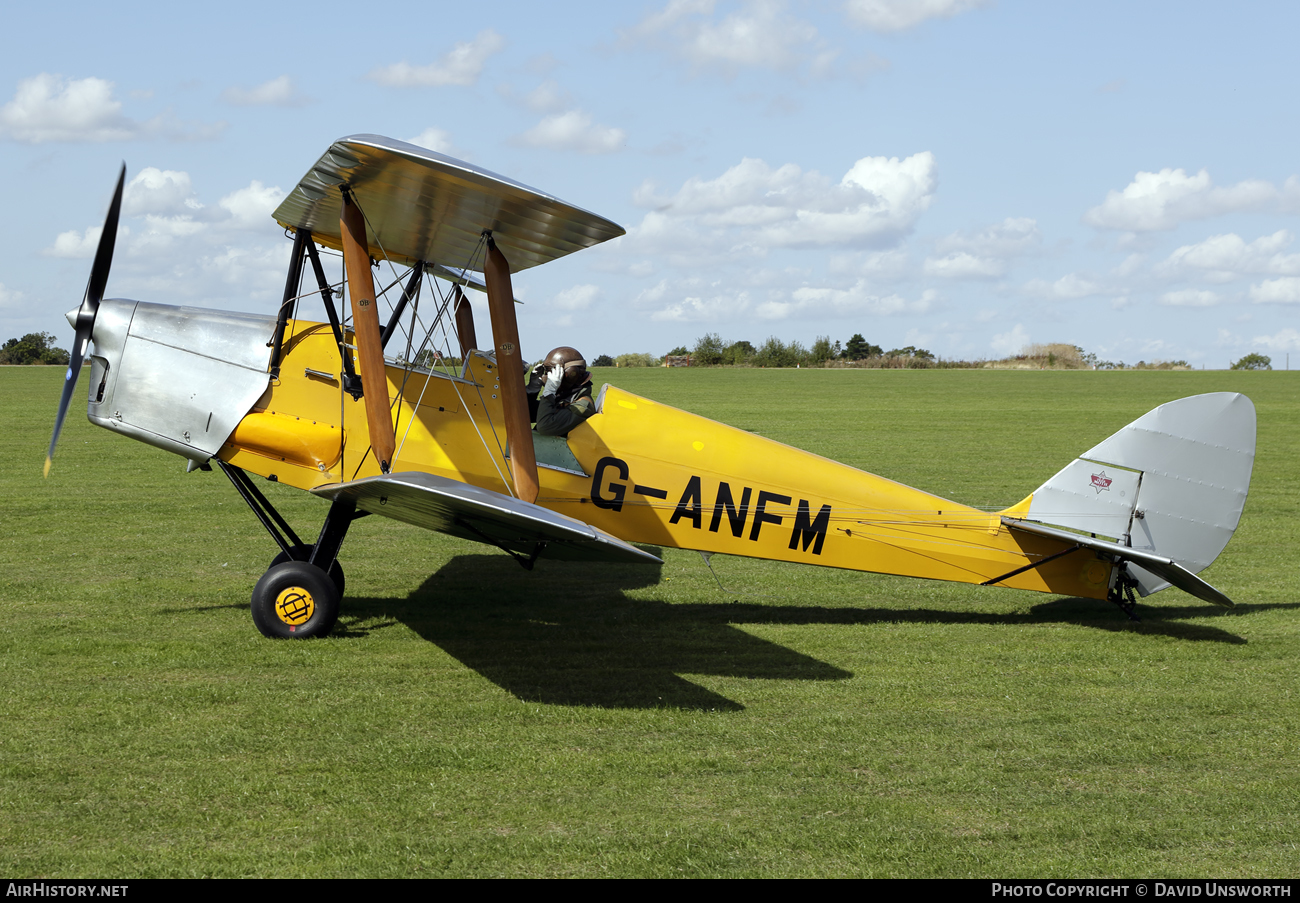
[89,301,274,461]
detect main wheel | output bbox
[269,544,345,596]
[251,560,341,639]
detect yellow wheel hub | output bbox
[275,586,315,626]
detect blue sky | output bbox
[4,1,1300,367]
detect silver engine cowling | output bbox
[83,299,276,464]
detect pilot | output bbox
[526,346,596,437]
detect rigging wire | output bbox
[337,194,526,499]
[351,213,514,497]
[430,236,519,497]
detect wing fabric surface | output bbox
[312,472,661,565]
[273,134,625,272]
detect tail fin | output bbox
[1012,393,1255,600]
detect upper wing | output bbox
[312,471,661,565]
[272,134,625,272]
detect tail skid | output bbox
[1008,393,1256,606]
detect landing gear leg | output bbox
[1108,564,1142,622]
[218,461,363,638]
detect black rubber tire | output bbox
[250,560,341,639]
[270,544,345,597]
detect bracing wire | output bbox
[343,194,520,497]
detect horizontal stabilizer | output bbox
[313,472,661,565]
[1003,516,1234,608]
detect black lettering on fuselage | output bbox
[591,456,629,511]
[670,475,703,528]
[709,482,751,537]
[663,479,827,556]
[749,490,792,542]
[789,500,831,555]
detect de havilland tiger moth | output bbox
[44,135,1257,638]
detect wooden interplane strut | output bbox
[453,285,478,358]
[483,236,539,504]
[339,190,396,473]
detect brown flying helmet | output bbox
[541,345,590,395]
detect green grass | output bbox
[2,366,1297,877]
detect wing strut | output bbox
[269,228,307,379]
[483,235,539,504]
[453,285,477,356]
[380,262,424,350]
[340,188,396,473]
[304,236,361,397]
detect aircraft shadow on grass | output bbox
[335,552,853,711]
[321,550,1279,709]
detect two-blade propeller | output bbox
[45,164,126,477]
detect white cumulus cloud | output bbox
[1252,328,1300,351]
[128,215,205,256]
[923,252,1003,279]
[1159,289,1222,307]
[1249,277,1300,304]
[1024,273,1102,299]
[553,284,601,311]
[1160,230,1300,280]
[0,74,135,143]
[1084,168,1277,231]
[0,74,222,143]
[625,152,937,262]
[638,278,755,323]
[196,245,292,293]
[829,248,911,280]
[219,181,285,230]
[124,168,201,217]
[1282,176,1300,214]
[220,75,308,107]
[757,283,935,319]
[516,110,627,154]
[404,128,459,155]
[0,282,25,311]
[499,80,572,113]
[990,323,1029,356]
[935,217,1040,257]
[844,0,990,32]
[46,171,285,266]
[629,0,836,77]
[368,30,505,88]
[46,224,129,259]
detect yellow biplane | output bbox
[46,136,1256,637]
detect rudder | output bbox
[1016,393,1255,598]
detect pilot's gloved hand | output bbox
[541,364,563,398]
[527,362,547,394]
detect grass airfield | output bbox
[1,365,1297,878]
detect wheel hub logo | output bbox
[275,587,315,625]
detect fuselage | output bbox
[88,302,1112,601]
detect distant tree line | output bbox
[1,333,70,366]
[1230,353,1271,370]
[586,334,945,369]
[687,333,939,368]
[584,335,1277,372]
